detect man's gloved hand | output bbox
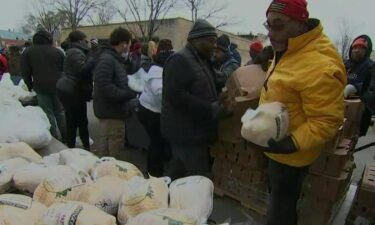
[211,101,232,120]
[266,136,297,154]
[344,84,357,98]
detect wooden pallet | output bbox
[214,186,268,216]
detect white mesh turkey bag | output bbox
[91,159,143,181]
[127,208,198,225]
[33,169,92,206]
[59,148,99,174]
[117,176,170,225]
[241,102,289,147]
[39,201,117,225]
[0,142,42,162]
[14,164,82,193]
[0,158,29,193]
[0,194,46,225]
[83,176,129,215]
[169,176,214,224]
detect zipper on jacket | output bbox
[263,51,284,91]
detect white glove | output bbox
[344,84,357,98]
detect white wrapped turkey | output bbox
[83,176,129,215]
[169,176,214,224]
[0,194,46,225]
[127,208,198,225]
[0,142,42,162]
[14,164,82,193]
[39,201,117,225]
[91,159,143,181]
[117,176,169,225]
[33,168,92,206]
[241,102,289,147]
[0,158,29,193]
[58,148,99,173]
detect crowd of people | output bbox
[0,0,374,224]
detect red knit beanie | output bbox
[267,0,309,23]
[250,42,263,54]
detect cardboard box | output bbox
[310,138,355,177]
[225,65,266,100]
[237,142,267,169]
[303,162,353,202]
[345,99,365,122]
[342,118,361,138]
[218,96,258,143]
[219,66,265,143]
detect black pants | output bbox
[138,105,170,177]
[58,91,90,150]
[267,159,308,225]
[360,107,372,136]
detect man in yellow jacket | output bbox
[260,0,346,225]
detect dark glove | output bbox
[211,101,232,120]
[266,136,297,154]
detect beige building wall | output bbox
[61,17,252,64]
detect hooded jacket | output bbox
[345,35,375,96]
[93,47,137,120]
[21,30,64,94]
[260,19,346,167]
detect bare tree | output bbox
[87,1,117,25]
[55,0,110,30]
[181,0,236,28]
[336,19,353,61]
[118,0,177,41]
[21,0,67,36]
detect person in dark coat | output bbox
[56,30,93,150]
[93,27,137,159]
[229,42,242,65]
[21,29,66,141]
[344,35,375,136]
[161,19,229,179]
[213,34,240,79]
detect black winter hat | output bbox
[187,19,217,41]
[216,34,230,52]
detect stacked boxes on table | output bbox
[346,164,375,225]
[298,99,364,225]
[211,66,269,214]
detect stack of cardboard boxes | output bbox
[210,66,269,214]
[346,164,375,225]
[298,99,364,225]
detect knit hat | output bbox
[250,42,263,54]
[216,35,230,52]
[267,0,309,23]
[352,38,368,49]
[90,38,99,47]
[188,19,217,41]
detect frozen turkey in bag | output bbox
[241,102,289,147]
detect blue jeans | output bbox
[36,92,66,141]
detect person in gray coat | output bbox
[93,27,136,159]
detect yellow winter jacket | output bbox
[260,19,346,167]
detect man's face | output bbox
[265,12,302,52]
[195,36,217,59]
[351,46,367,62]
[214,48,226,64]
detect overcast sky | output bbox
[2,0,375,43]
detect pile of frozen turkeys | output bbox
[0,142,215,225]
[0,73,51,149]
